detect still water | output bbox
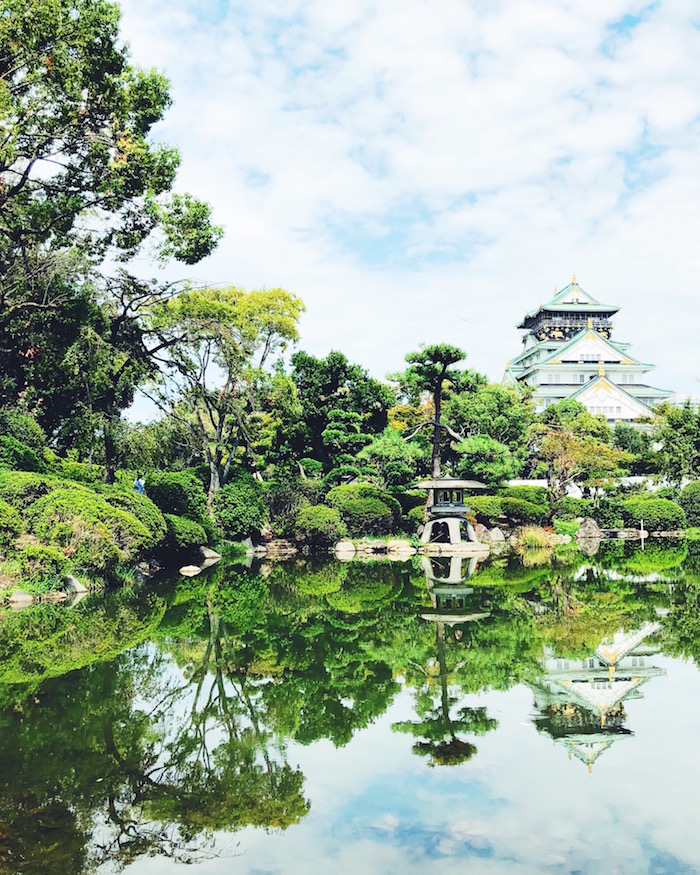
[1,540,700,874]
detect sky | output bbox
[117,0,700,401]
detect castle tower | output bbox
[503,276,672,421]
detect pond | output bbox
[1,539,700,874]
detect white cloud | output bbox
[118,0,700,396]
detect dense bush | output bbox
[0,471,68,511]
[326,483,401,535]
[164,513,207,552]
[263,471,323,535]
[0,499,22,549]
[679,482,700,526]
[213,472,267,540]
[467,496,502,527]
[146,470,208,522]
[621,498,686,533]
[0,407,46,452]
[101,488,168,546]
[499,485,549,506]
[57,459,104,484]
[501,497,548,525]
[294,505,345,545]
[550,496,593,521]
[407,505,426,528]
[14,545,70,586]
[0,435,47,473]
[27,488,153,571]
[591,497,625,528]
[299,458,323,478]
[394,491,426,515]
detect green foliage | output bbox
[591,496,625,528]
[146,470,207,522]
[11,545,71,590]
[0,407,46,452]
[445,383,534,452]
[100,487,167,546]
[407,505,426,528]
[294,506,345,545]
[553,518,580,537]
[467,495,502,527]
[0,499,22,549]
[456,434,522,486]
[613,423,655,474]
[0,435,46,472]
[213,472,267,540]
[0,470,58,511]
[500,485,549,506]
[679,482,700,526]
[326,484,401,535]
[57,459,104,484]
[300,458,323,478]
[27,487,153,571]
[164,513,207,551]
[621,498,686,532]
[501,497,548,525]
[653,401,700,484]
[550,496,593,520]
[357,426,425,490]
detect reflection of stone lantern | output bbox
[420,556,491,625]
[415,478,490,554]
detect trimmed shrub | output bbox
[333,497,394,535]
[407,505,426,528]
[57,459,104,484]
[213,472,267,540]
[467,496,502,527]
[500,485,549,506]
[395,491,426,515]
[326,484,402,525]
[164,514,207,552]
[591,497,625,528]
[0,435,46,472]
[553,518,580,537]
[501,497,548,525]
[146,470,207,522]
[299,458,323,478]
[621,498,686,533]
[15,545,70,585]
[294,505,345,545]
[679,482,700,526]
[26,488,153,571]
[101,488,168,546]
[0,471,74,512]
[0,407,46,452]
[0,499,22,549]
[550,496,593,521]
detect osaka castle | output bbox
[503,276,672,421]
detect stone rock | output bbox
[43,591,68,603]
[201,556,222,569]
[387,539,417,556]
[199,546,223,560]
[578,518,601,539]
[578,537,601,557]
[9,590,34,606]
[508,534,519,547]
[474,524,489,543]
[179,565,202,577]
[552,534,572,544]
[489,527,505,542]
[334,540,356,561]
[64,575,88,594]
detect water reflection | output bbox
[530,622,665,772]
[0,541,700,871]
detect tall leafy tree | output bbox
[0,0,222,458]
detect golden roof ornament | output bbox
[587,317,593,329]
[598,361,605,376]
[572,273,577,284]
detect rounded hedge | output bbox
[550,496,593,521]
[679,482,700,527]
[0,471,74,512]
[0,435,47,473]
[0,499,22,549]
[467,496,502,527]
[146,470,208,522]
[164,513,207,552]
[499,485,549,507]
[15,545,70,586]
[294,505,345,545]
[326,484,402,534]
[26,488,153,571]
[500,497,548,525]
[101,488,168,546]
[621,498,686,533]
[407,505,426,528]
[213,472,267,540]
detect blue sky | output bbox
[118,0,700,402]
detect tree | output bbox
[653,401,700,485]
[0,0,222,461]
[148,286,304,507]
[444,383,534,454]
[394,344,477,480]
[455,434,522,487]
[289,350,395,473]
